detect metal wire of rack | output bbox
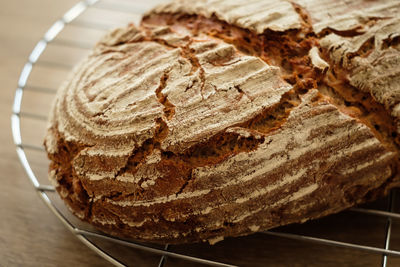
[10,0,400,266]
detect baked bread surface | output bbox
[45,0,400,244]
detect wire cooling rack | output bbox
[11,0,400,266]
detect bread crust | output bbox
[45,0,400,244]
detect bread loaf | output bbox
[44,0,400,244]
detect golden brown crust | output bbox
[45,0,400,244]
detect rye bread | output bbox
[44,0,400,244]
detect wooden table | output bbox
[0,0,108,266]
[1,1,400,266]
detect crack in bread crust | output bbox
[142,10,400,171]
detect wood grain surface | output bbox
[0,1,108,266]
[1,1,400,267]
